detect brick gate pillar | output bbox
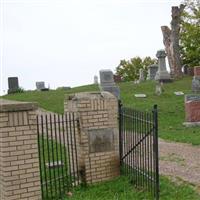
[0,99,41,200]
[64,92,119,184]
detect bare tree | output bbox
[161,4,185,78]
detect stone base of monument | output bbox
[183,121,200,127]
[100,85,120,99]
[8,88,19,94]
[155,71,172,83]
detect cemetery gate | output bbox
[37,112,81,200]
[119,102,159,200]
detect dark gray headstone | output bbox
[89,128,114,153]
[192,77,200,93]
[8,77,19,93]
[185,94,200,102]
[99,69,120,99]
[100,70,114,86]
[36,82,45,90]
[147,64,158,80]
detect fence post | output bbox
[0,99,41,200]
[118,100,123,171]
[153,104,159,200]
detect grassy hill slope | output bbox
[3,76,200,145]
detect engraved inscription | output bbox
[89,128,114,153]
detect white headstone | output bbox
[139,68,145,82]
[94,75,98,84]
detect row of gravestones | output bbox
[97,63,200,126]
[7,77,49,93]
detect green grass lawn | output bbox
[64,176,200,200]
[3,76,199,145]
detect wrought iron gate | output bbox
[37,112,81,200]
[119,102,159,200]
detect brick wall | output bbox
[64,92,120,184]
[0,100,41,200]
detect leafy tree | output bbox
[180,0,200,67]
[116,56,157,81]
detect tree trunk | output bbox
[161,4,185,78]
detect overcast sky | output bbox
[0,0,182,95]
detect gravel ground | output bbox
[159,138,200,188]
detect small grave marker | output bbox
[134,94,147,98]
[174,91,184,96]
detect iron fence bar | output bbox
[61,114,69,191]
[58,115,65,194]
[131,108,134,181]
[135,109,139,187]
[153,105,159,200]
[45,115,53,198]
[41,115,49,199]
[144,112,148,188]
[139,111,142,187]
[49,114,57,197]
[37,116,44,199]
[118,101,123,170]
[54,114,62,198]
[121,129,153,160]
[122,113,154,124]
[72,113,80,186]
[69,113,76,185]
[150,112,153,196]
[65,113,72,188]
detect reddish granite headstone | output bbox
[113,75,122,83]
[187,67,194,76]
[185,95,200,122]
[194,66,200,77]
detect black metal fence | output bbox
[119,102,159,200]
[37,113,81,200]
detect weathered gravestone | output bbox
[147,64,158,80]
[94,75,98,84]
[183,94,200,127]
[139,68,145,82]
[155,49,171,82]
[192,66,200,93]
[36,81,45,90]
[155,81,163,96]
[99,69,120,99]
[8,77,19,94]
[182,64,188,75]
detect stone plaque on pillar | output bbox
[89,128,114,153]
